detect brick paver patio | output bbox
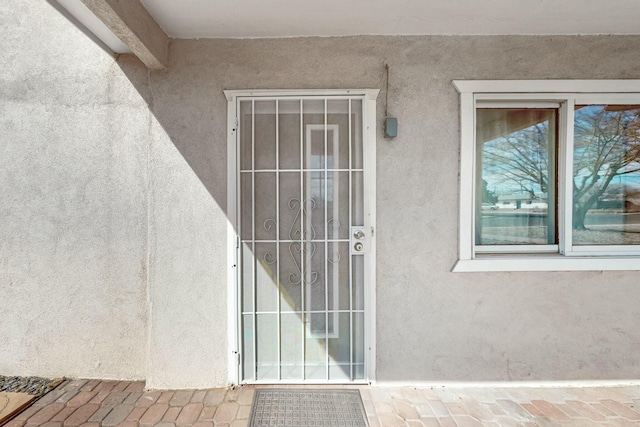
[4,378,640,426]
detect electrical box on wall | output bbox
[385,117,397,138]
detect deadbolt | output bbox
[350,227,366,254]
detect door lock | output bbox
[351,227,366,254]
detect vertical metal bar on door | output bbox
[348,99,353,381]
[299,99,305,381]
[324,98,329,381]
[275,100,281,381]
[235,100,242,384]
[251,100,257,381]
[359,98,366,381]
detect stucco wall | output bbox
[3,0,640,387]
[0,0,227,388]
[117,41,230,389]
[142,35,640,385]
[0,1,148,379]
[144,87,228,389]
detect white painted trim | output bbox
[567,247,640,256]
[476,93,574,101]
[458,92,475,260]
[246,380,370,385]
[476,100,561,108]
[453,80,640,94]
[452,256,640,272]
[224,89,380,101]
[474,245,558,254]
[226,95,240,386]
[574,93,640,104]
[558,100,572,255]
[372,379,640,388]
[363,93,377,384]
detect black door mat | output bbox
[249,388,369,426]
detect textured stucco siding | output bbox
[2,0,640,388]
[142,35,640,385]
[0,1,148,379]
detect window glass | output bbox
[573,105,640,245]
[476,108,557,246]
[453,80,640,270]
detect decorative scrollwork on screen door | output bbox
[260,197,341,285]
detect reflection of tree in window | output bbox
[476,108,557,245]
[479,109,554,200]
[573,105,640,231]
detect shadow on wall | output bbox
[112,53,235,387]
[115,40,386,214]
[113,47,385,384]
[116,55,227,206]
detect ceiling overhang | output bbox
[51,0,168,69]
[142,0,640,39]
[50,0,640,70]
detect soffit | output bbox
[141,0,640,38]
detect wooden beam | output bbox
[80,0,168,69]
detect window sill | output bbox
[452,255,640,272]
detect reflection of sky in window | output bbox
[481,125,548,197]
[574,105,640,190]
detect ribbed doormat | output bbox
[249,389,369,426]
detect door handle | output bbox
[351,227,366,254]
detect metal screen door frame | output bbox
[225,89,378,385]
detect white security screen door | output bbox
[227,91,377,383]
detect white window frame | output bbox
[305,124,341,339]
[452,80,640,272]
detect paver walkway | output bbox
[4,379,640,426]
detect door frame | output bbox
[224,89,378,385]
